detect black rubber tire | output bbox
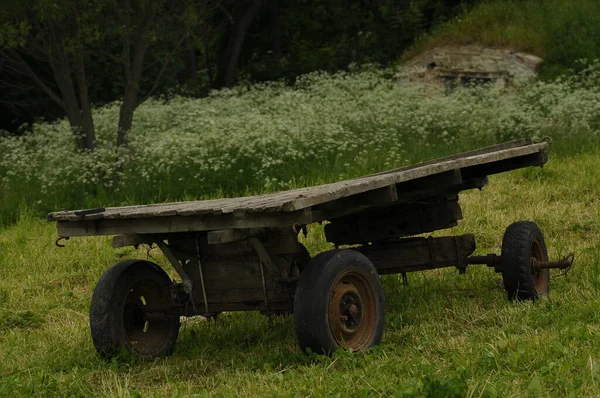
[90,260,180,360]
[501,221,550,301]
[293,249,385,355]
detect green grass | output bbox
[2,148,600,396]
[404,0,600,79]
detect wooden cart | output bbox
[49,138,573,360]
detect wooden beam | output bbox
[324,197,463,245]
[359,234,476,274]
[57,208,313,237]
[157,240,193,293]
[396,176,488,203]
[207,228,269,245]
[112,234,156,248]
[461,151,547,180]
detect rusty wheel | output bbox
[327,272,377,349]
[501,221,550,301]
[294,250,385,355]
[90,260,180,360]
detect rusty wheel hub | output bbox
[531,238,549,295]
[123,280,171,355]
[328,272,376,350]
[336,286,363,334]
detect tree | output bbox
[0,0,207,150]
[0,0,101,150]
[108,0,204,148]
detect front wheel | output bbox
[293,250,385,355]
[501,221,550,301]
[90,260,180,360]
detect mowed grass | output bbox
[1,148,600,397]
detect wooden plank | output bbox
[360,138,532,179]
[47,141,548,224]
[395,169,462,197]
[180,243,291,306]
[280,143,546,211]
[461,151,547,180]
[57,208,313,237]
[312,184,398,213]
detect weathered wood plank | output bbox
[360,234,476,274]
[57,208,313,237]
[361,138,532,179]
[48,141,548,234]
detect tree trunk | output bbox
[270,0,282,61]
[48,29,96,151]
[214,0,264,88]
[116,89,138,148]
[202,24,215,88]
[183,38,198,82]
[75,54,96,150]
[116,33,148,148]
[53,62,89,151]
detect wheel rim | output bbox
[123,278,171,355]
[531,238,549,295]
[328,271,376,350]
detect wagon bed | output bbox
[49,138,548,238]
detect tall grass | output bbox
[1,63,600,224]
[405,0,600,79]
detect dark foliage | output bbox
[0,0,475,135]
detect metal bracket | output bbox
[454,236,467,274]
[249,237,278,309]
[55,237,69,248]
[249,237,283,277]
[157,240,193,294]
[195,237,209,314]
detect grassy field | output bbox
[1,53,600,396]
[1,148,600,397]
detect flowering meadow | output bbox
[1,64,600,223]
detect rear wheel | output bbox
[294,250,385,354]
[501,221,550,301]
[90,260,180,360]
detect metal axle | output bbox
[467,253,575,272]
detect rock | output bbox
[397,45,543,91]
